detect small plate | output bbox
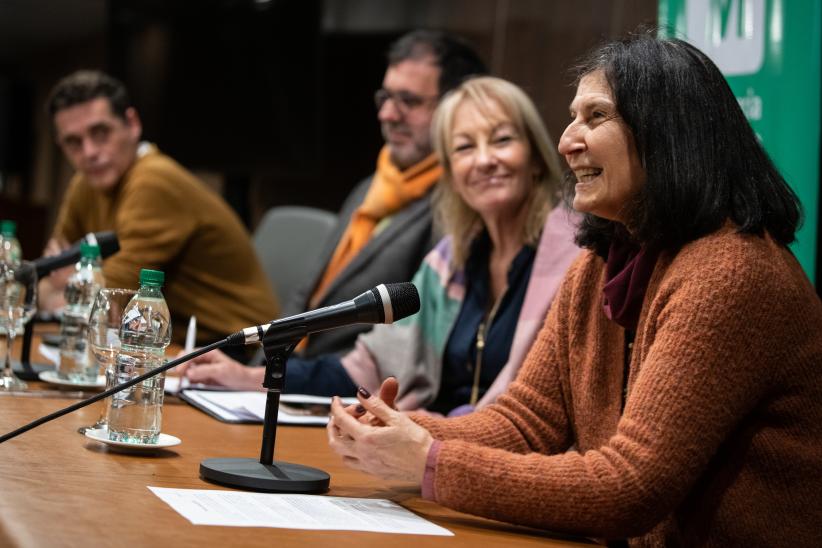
[84,427,181,451]
[39,370,105,389]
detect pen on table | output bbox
[177,315,196,395]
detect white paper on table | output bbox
[179,390,357,425]
[148,487,452,536]
[181,390,261,422]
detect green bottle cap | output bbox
[80,241,100,259]
[139,268,164,287]
[0,220,16,236]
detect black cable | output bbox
[0,338,228,444]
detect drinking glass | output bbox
[0,261,37,391]
[77,288,136,434]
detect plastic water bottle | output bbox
[58,242,105,383]
[0,220,22,264]
[108,269,171,444]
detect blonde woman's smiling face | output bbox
[448,99,533,222]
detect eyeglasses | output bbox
[374,88,438,113]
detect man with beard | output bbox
[287,29,487,358]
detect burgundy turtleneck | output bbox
[601,239,660,330]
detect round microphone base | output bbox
[200,458,330,493]
[11,360,53,382]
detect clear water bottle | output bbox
[0,220,22,264]
[58,242,105,383]
[108,269,171,444]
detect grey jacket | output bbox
[286,175,437,358]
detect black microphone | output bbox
[30,231,119,278]
[226,282,420,347]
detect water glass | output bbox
[0,261,37,391]
[78,288,136,434]
[57,310,97,384]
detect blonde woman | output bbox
[183,76,580,415]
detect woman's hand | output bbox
[176,349,263,391]
[349,377,399,426]
[327,385,433,484]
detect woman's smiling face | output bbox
[558,70,646,224]
[448,98,533,222]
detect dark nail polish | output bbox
[357,386,371,399]
[354,405,365,415]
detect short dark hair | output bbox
[569,31,801,254]
[387,29,488,96]
[47,70,132,122]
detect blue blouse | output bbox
[428,233,535,415]
[283,233,535,416]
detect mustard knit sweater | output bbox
[415,225,822,546]
[53,146,279,344]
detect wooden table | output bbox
[0,331,594,547]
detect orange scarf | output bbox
[309,146,442,307]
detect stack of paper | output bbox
[178,390,357,425]
[163,376,219,394]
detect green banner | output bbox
[659,0,820,283]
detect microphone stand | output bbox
[199,328,330,493]
[13,319,56,381]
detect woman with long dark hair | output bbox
[327,33,822,545]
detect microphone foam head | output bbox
[384,282,420,322]
[93,231,120,258]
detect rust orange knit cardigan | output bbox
[415,225,822,546]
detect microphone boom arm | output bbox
[0,339,228,444]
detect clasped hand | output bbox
[327,378,434,484]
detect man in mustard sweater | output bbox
[40,70,278,347]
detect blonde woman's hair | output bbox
[431,76,564,266]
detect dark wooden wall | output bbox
[0,0,657,253]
